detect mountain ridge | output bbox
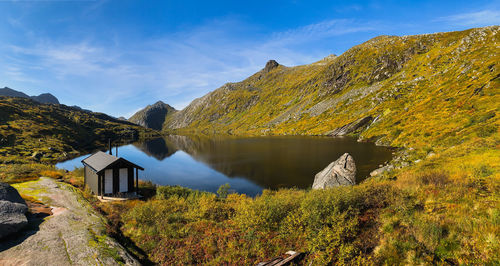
[160,26,498,150]
[0,96,158,163]
[0,87,60,104]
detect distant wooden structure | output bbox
[81,150,144,197]
[256,251,302,266]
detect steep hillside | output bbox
[0,96,158,164]
[129,101,176,130]
[164,26,498,150]
[0,87,60,104]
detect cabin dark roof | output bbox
[81,151,144,173]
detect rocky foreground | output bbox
[0,177,139,266]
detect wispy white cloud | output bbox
[271,19,375,45]
[437,10,500,26]
[1,16,375,116]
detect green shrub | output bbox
[157,185,194,199]
[417,171,450,187]
[0,163,52,183]
[477,125,497,138]
[473,165,494,178]
[217,183,231,199]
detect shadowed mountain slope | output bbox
[129,101,176,130]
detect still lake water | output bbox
[56,135,393,196]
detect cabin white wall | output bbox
[104,169,113,194]
[119,168,128,192]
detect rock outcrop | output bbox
[263,59,280,73]
[0,183,28,238]
[329,116,373,136]
[312,153,356,189]
[370,164,394,177]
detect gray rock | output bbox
[0,183,28,238]
[370,164,394,177]
[312,153,356,189]
[329,116,373,136]
[32,152,43,160]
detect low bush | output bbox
[157,185,196,199]
[40,170,64,179]
[118,183,398,265]
[0,163,52,183]
[417,171,450,187]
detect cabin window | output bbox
[119,168,128,192]
[104,169,113,194]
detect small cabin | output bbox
[81,151,144,197]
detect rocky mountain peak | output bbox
[129,101,177,130]
[263,60,279,73]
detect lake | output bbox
[56,135,393,196]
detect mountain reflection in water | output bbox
[57,135,393,196]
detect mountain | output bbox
[0,87,59,104]
[129,101,177,130]
[126,27,499,264]
[30,93,59,104]
[163,26,499,148]
[0,87,30,98]
[0,96,158,163]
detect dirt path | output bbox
[0,177,140,266]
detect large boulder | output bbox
[312,153,356,189]
[0,183,28,238]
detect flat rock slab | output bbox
[0,177,139,266]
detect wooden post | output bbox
[108,139,112,155]
[135,168,139,195]
[100,174,104,199]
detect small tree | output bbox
[217,183,231,199]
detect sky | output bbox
[0,0,499,118]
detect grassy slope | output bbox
[111,26,500,264]
[165,27,499,144]
[0,96,158,165]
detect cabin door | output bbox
[119,168,128,193]
[104,169,113,194]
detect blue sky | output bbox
[1,0,499,117]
